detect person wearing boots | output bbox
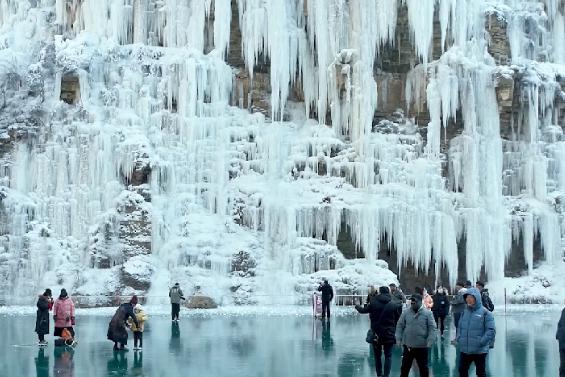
[35,289,53,346]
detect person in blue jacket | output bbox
[456,288,496,377]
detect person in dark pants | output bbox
[107,296,139,350]
[317,280,334,319]
[395,294,436,377]
[432,286,450,337]
[169,283,185,321]
[557,300,565,377]
[457,288,496,377]
[35,289,53,346]
[356,286,402,377]
[450,282,467,337]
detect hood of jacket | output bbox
[375,293,391,305]
[463,287,483,311]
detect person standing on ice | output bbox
[395,294,436,377]
[557,299,565,377]
[107,295,139,351]
[456,288,496,377]
[53,289,76,338]
[450,282,467,336]
[432,286,449,338]
[35,288,53,346]
[389,283,406,305]
[475,281,494,312]
[355,286,402,377]
[169,283,185,322]
[415,287,433,310]
[318,279,334,319]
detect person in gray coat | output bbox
[169,283,185,321]
[450,282,467,333]
[395,294,436,377]
[456,288,496,377]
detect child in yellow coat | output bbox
[128,304,148,350]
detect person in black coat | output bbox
[317,280,334,319]
[107,296,139,350]
[35,289,53,345]
[432,287,450,337]
[557,302,565,377]
[355,286,402,377]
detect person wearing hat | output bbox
[456,288,496,377]
[169,283,185,322]
[128,304,148,351]
[35,289,53,346]
[107,296,139,350]
[53,288,76,338]
[395,294,436,377]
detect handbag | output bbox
[365,329,379,344]
[364,303,387,344]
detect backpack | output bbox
[481,292,494,312]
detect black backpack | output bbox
[482,292,494,312]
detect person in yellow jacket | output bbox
[128,304,148,350]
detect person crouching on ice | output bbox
[128,304,148,351]
[107,295,139,351]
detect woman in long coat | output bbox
[35,289,53,345]
[107,295,139,350]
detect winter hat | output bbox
[43,289,52,297]
[134,303,142,311]
[59,288,68,298]
[130,295,139,305]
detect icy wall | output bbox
[0,0,564,305]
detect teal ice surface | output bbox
[0,311,560,377]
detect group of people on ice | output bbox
[35,283,185,351]
[352,280,497,377]
[35,288,77,348]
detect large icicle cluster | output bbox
[0,0,564,305]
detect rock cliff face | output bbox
[0,0,564,305]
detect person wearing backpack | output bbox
[355,286,402,377]
[476,281,494,312]
[456,288,496,377]
[53,289,75,338]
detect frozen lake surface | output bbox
[0,308,561,377]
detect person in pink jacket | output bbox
[53,289,76,337]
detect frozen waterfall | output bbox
[0,0,564,305]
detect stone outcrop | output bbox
[186,295,218,309]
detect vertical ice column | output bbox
[214,0,231,59]
[405,0,435,64]
[553,12,565,64]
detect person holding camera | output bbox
[356,286,402,377]
[53,289,76,338]
[317,280,334,319]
